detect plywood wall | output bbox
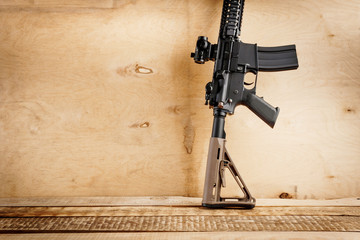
[0,0,359,199]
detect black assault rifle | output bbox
[191,0,298,208]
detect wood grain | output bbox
[1,206,359,217]
[0,0,359,199]
[0,0,114,8]
[1,232,359,240]
[1,196,359,207]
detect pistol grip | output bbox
[245,93,280,128]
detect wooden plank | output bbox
[0,0,32,7]
[0,198,358,237]
[1,215,359,232]
[0,196,202,207]
[0,0,359,199]
[33,0,114,8]
[0,0,190,198]
[0,197,359,207]
[0,232,359,240]
[0,206,359,217]
[0,0,114,8]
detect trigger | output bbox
[244,82,254,86]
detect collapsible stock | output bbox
[202,137,256,209]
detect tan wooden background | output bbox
[0,0,359,199]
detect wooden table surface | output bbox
[0,197,359,239]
